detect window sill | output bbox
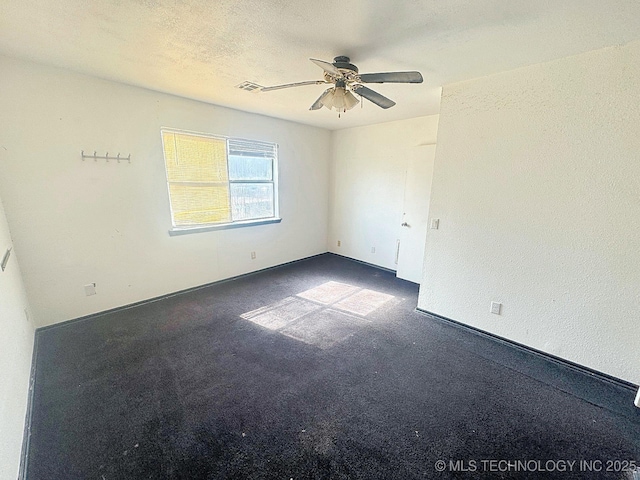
[168,218,282,236]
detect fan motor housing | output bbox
[333,56,358,74]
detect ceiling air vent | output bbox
[236,81,263,92]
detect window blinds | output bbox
[162,131,231,226]
[228,138,277,158]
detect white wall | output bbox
[419,40,640,384]
[0,56,331,327]
[329,116,439,270]
[0,194,34,480]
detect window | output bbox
[161,129,279,233]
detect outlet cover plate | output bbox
[490,301,502,315]
[84,283,96,296]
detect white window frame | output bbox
[161,128,281,236]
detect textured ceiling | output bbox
[1,0,640,130]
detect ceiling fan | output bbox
[260,56,423,113]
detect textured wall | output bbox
[0,194,34,480]
[419,40,640,384]
[0,56,330,327]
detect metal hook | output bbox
[93,151,97,161]
[127,154,131,163]
[117,153,121,163]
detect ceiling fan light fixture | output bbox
[319,88,335,110]
[343,89,359,110]
[332,87,347,110]
[318,87,359,112]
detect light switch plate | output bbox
[84,283,96,296]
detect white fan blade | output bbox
[309,88,329,110]
[310,58,342,77]
[261,80,328,92]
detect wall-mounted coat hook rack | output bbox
[81,150,131,163]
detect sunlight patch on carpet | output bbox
[333,289,394,316]
[240,297,321,330]
[281,309,369,349]
[296,281,360,304]
[240,281,395,348]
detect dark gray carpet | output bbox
[27,253,640,479]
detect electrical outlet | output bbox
[250,251,256,260]
[490,301,502,315]
[337,240,341,247]
[84,283,96,296]
[371,247,376,253]
[430,218,440,230]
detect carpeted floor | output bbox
[26,253,640,479]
